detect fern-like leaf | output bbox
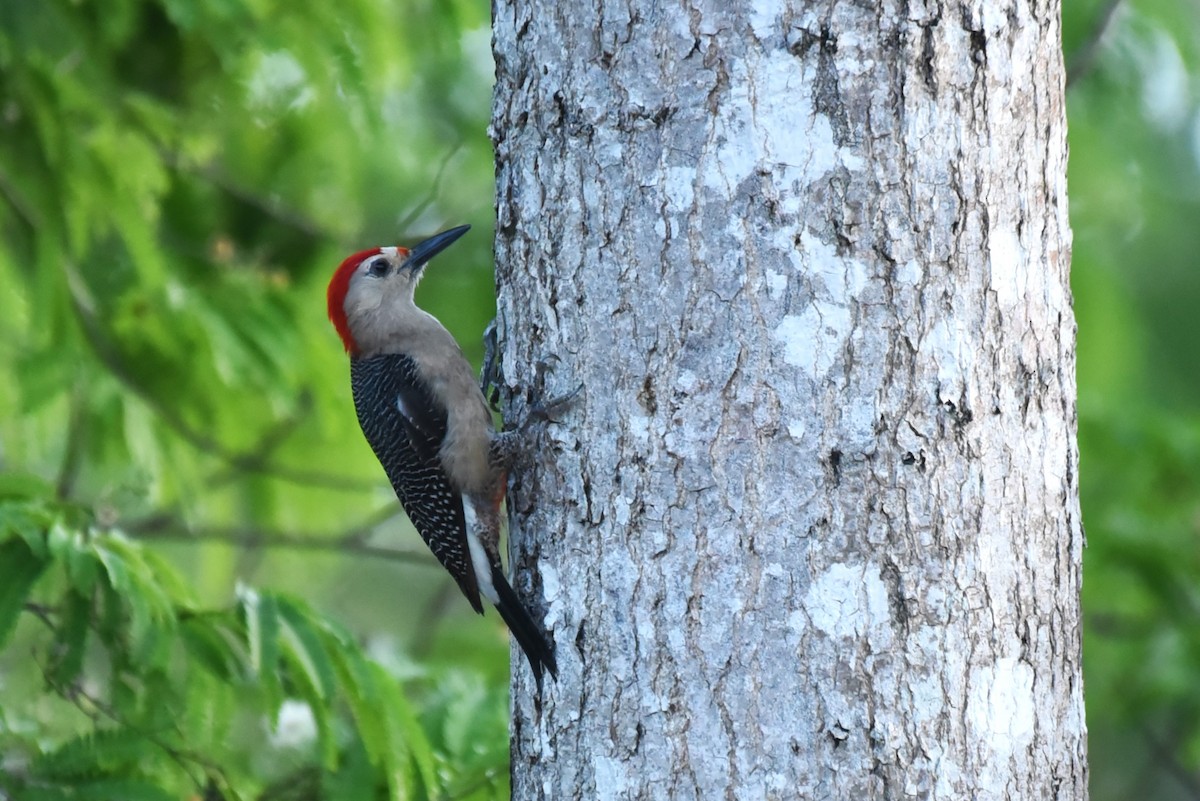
[0,536,48,649]
[30,729,154,780]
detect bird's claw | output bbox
[524,383,584,428]
[480,318,503,410]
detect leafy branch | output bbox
[64,264,370,493]
[1,507,451,800]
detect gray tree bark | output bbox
[491,0,1085,799]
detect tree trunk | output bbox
[492,0,1085,798]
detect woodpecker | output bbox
[326,225,557,687]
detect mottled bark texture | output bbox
[491,0,1084,798]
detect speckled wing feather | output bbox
[350,353,482,613]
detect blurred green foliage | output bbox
[0,0,506,798]
[1066,0,1200,798]
[0,0,1197,798]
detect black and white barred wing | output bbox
[350,353,482,613]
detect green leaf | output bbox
[429,671,508,779]
[373,662,439,801]
[14,346,75,413]
[0,471,54,499]
[322,735,380,801]
[47,588,91,688]
[135,546,196,606]
[46,519,72,560]
[180,666,236,757]
[329,643,388,768]
[275,597,335,699]
[66,542,102,596]
[93,576,125,651]
[91,534,176,661]
[0,535,48,648]
[240,584,282,713]
[180,615,247,680]
[94,534,179,611]
[0,500,53,558]
[22,778,177,801]
[275,597,337,768]
[30,729,154,780]
[240,584,280,676]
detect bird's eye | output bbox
[367,258,389,277]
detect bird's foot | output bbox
[480,318,503,411]
[490,383,582,468]
[523,383,583,427]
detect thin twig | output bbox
[407,579,459,658]
[22,602,57,628]
[1143,725,1200,800]
[126,503,399,544]
[55,381,88,501]
[50,665,216,793]
[396,142,465,233]
[161,151,337,245]
[0,164,41,230]
[125,517,435,567]
[20,633,219,794]
[1066,0,1124,89]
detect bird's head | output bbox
[327,224,470,354]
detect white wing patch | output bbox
[462,496,499,605]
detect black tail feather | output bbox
[491,564,557,692]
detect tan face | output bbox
[342,246,419,322]
[338,246,431,353]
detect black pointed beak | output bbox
[406,225,471,271]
